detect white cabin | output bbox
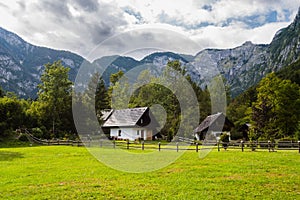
[102,107,158,141]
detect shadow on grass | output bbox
[0,139,35,148]
[0,151,24,161]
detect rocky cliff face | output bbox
[0,27,85,98]
[269,7,300,69]
[186,42,270,96]
[186,8,300,97]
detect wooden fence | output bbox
[19,129,85,146]
[20,130,300,153]
[91,139,300,153]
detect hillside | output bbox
[0,27,85,98]
[0,8,299,98]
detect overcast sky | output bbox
[0,0,299,61]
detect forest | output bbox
[0,58,300,142]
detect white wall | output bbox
[110,128,151,141]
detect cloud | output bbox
[87,26,202,61]
[189,21,291,51]
[0,0,298,61]
[73,0,99,12]
[0,2,9,9]
[0,0,128,59]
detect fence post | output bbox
[142,141,144,150]
[158,142,161,151]
[176,142,179,152]
[218,141,220,152]
[268,140,271,152]
[241,140,244,152]
[251,141,256,151]
[127,140,129,149]
[113,138,116,149]
[298,141,300,153]
[196,143,199,152]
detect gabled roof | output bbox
[101,109,114,121]
[102,107,148,128]
[194,112,233,133]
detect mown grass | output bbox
[0,145,299,199]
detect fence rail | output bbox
[93,139,300,153]
[18,129,85,146]
[18,129,300,153]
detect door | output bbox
[147,130,152,140]
[141,130,144,140]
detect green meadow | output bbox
[0,146,299,199]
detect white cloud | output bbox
[0,0,298,61]
[189,21,291,51]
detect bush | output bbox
[295,124,300,140]
[296,131,300,140]
[230,130,243,140]
[220,133,230,149]
[4,129,14,136]
[279,136,296,141]
[258,135,268,141]
[220,134,230,142]
[18,134,29,142]
[32,128,43,138]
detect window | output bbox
[141,119,143,124]
[137,130,139,135]
[118,130,121,137]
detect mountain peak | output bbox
[294,7,300,24]
[242,41,254,46]
[141,52,189,63]
[0,27,28,47]
[269,7,300,68]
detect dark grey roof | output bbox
[101,109,114,121]
[194,112,231,133]
[102,107,148,127]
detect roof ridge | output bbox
[114,107,148,112]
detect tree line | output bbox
[0,60,211,140]
[1,59,299,141]
[227,59,300,141]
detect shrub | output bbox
[230,130,243,140]
[220,133,230,149]
[279,136,296,141]
[18,134,29,142]
[32,128,43,138]
[220,134,230,142]
[295,123,300,140]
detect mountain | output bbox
[93,55,140,84]
[90,51,191,86]
[0,8,299,98]
[187,41,270,96]
[276,58,300,85]
[0,27,86,98]
[93,8,300,97]
[270,8,300,69]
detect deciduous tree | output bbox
[36,60,73,138]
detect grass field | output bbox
[0,145,299,199]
